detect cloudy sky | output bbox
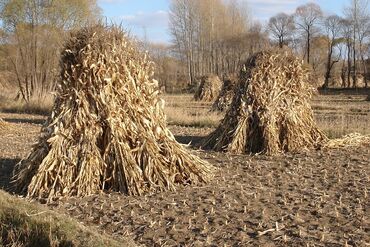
[97,0,348,43]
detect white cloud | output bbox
[247,0,311,21]
[120,10,169,28]
[114,10,170,43]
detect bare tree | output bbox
[357,15,370,87]
[294,3,323,64]
[354,0,369,87]
[0,0,100,101]
[268,13,295,48]
[340,18,354,88]
[345,0,370,87]
[169,0,252,86]
[322,15,343,88]
[147,42,186,92]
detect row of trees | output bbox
[0,0,368,98]
[268,0,370,89]
[0,0,100,101]
[166,0,370,90]
[168,0,268,88]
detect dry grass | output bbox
[161,66,370,153]
[13,24,214,201]
[165,106,221,128]
[0,93,53,116]
[312,94,370,138]
[163,94,370,137]
[0,190,128,247]
[0,118,6,129]
[163,94,221,127]
[316,114,370,138]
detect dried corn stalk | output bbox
[211,75,238,112]
[194,75,222,102]
[203,49,328,155]
[0,118,7,130]
[13,24,214,200]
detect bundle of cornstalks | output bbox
[194,75,222,102]
[211,75,238,111]
[203,49,328,155]
[13,24,213,200]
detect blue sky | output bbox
[97,0,348,43]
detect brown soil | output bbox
[0,112,369,246]
[0,113,42,190]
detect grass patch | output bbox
[0,88,54,115]
[163,94,370,135]
[0,190,135,247]
[323,129,348,139]
[0,96,53,116]
[312,105,340,111]
[163,94,222,128]
[164,106,221,128]
[315,113,370,138]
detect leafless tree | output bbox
[268,13,295,48]
[0,0,100,101]
[340,18,354,88]
[169,0,197,85]
[294,3,323,64]
[322,15,343,88]
[169,0,255,86]
[344,0,370,87]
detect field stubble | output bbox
[163,94,370,138]
[0,92,369,246]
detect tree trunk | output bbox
[323,44,333,89]
[347,42,352,88]
[307,29,310,64]
[341,62,347,88]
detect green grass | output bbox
[0,190,135,247]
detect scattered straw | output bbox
[203,49,328,155]
[13,24,214,200]
[211,75,238,112]
[194,75,222,102]
[0,118,8,130]
[324,133,370,149]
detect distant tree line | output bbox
[160,0,370,92]
[0,0,369,98]
[0,0,100,101]
[268,0,370,89]
[167,0,268,90]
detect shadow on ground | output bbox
[318,88,370,95]
[3,117,45,125]
[0,158,20,192]
[174,135,204,147]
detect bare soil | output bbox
[0,95,369,246]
